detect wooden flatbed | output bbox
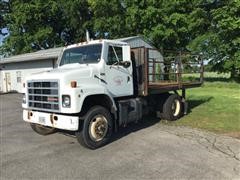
[131,47,204,96]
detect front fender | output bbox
[63,84,116,114]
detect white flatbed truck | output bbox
[22,39,203,149]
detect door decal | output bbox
[113,76,124,86]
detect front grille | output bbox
[27,80,60,111]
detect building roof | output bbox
[0,47,63,64]
[117,36,155,48]
[0,36,154,64]
[116,36,140,41]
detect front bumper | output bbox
[23,109,79,131]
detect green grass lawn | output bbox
[161,73,240,137]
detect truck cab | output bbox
[23,40,136,148]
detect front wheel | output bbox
[30,123,56,135]
[76,106,113,149]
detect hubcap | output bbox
[89,115,108,142]
[172,99,181,116]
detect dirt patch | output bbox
[224,132,240,139]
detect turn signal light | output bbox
[28,111,33,119]
[71,81,77,88]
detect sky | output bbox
[0,28,9,60]
[0,34,3,59]
[0,28,9,46]
[0,35,3,46]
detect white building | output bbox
[0,47,62,93]
[0,36,163,93]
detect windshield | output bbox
[60,44,102,66]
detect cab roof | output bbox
[65,39,128,49]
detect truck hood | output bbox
[26,63,95,82]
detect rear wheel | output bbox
[30,123,56,135]
[162,94,183,121]
[76,106,113,149]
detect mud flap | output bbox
[183,100,188,115]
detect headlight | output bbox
[22,94,26,104]
[62,95,71,108]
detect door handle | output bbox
[127,76,130,82]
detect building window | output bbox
[16,71,21,83]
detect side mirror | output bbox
[120,61,131,68]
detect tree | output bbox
[87,0,128,39]
[1,0,239,80]
[0,0,9,36]
[59,0,91,43]
[0,0,10,50]
[188,0,240,80]
[0,0,90,55]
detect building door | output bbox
[0,72,2,92]
[5,73,11,92]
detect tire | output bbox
[162,94,183,121]
[76,106,113,149]
[155,93,170,119]
[30,123,56,135]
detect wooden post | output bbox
[200,55,204,84]
[143,47,148,96]
[182,88,188,115]
[177,51,182,88]
[152,58,156,82]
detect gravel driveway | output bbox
[0,93,239,179]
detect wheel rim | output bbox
[172,99,181,116]
[89,115,108,142]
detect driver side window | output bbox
[107,46,123,65]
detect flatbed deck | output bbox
[148,82,202,94]
[149,81,202,88]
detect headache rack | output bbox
[27,80,60,112]
[131,47,204,96]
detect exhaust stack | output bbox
[86,30,90,42]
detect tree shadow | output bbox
[204,77,231,82]
[0,91,18,95]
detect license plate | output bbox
[38,116,46,124]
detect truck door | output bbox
[104,43,133,97]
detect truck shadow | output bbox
[57,116,160,143]
[187,96,213,113]
[111,116,160,143]
[58,97,213,145]
[111,97,213,143]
